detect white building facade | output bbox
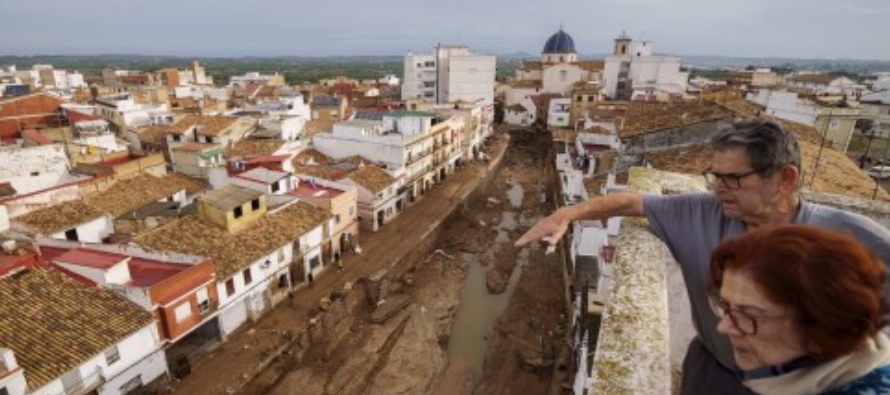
[402,45,496,105]
[603,34,689,101]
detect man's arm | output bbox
[514,192,645,247]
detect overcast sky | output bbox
[2,0,888,60]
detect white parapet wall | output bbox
[589,167,703,395]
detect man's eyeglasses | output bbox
[708,295,786,336]
[702,168,759,190]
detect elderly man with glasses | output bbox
[515,118,890,395]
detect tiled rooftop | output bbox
[135,125,170,145]
[85,174,183,217]
[167,115,239,137]
[347,165,396,193]
[15,200,105,235]
[0,268,153,389]
[584,173,609,197]
[228,138,286,158]
[304,119,336,137]
[135,201,329,278]
[619,100,735,139]
[162,173,210,195]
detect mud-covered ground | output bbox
[240,129,569,395]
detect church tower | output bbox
[613,31,632,56]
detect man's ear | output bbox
[777,165,800,194]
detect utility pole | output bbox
[810,108,832,188]
[872,134,890,200]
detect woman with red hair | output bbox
[708,225,890,394]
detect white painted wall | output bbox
[542,64,584,96]
[30,325,165,395]
[0,144,70,183]
[48,215,113,243]
[0,205,9,232]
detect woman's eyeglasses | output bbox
[708,295,787,336]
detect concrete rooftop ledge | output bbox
[588,167,890,395]
[590,167,703,395]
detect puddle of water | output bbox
[446,249,528,377]
[506,180,524,208]
[494,212,518,244]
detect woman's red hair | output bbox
[709,225,887,359]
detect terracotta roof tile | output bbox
[15,200,105,235]
[508,80,543,89]
[135,201,330,278]
[347,165,396,194]
[619,100,734,139]
[574,60,605,71]
[228,138,286,158]
[584,173,609,197]
[304,119,336,137]
[0,268,153,388]
[167,115,240,137]
[85,174,184,217]
[135,125,171,145]
[162,173,210,195]
[799,141,890,201]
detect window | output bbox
[64,229,78,241]
[196,287,210,313]
[105,345,121,365]
[205,136,213,143]
[225,278,235,296]
[560,70,567,82]
[309,256,321,269]
[119,375,143,393]
[1,388,9,395]
[335,214,341,224]
[251,198,260,211]
[233,206,243,218]
[172,134,181,142]
[174,302,192,323]
[349,205,355,216]
[30,171,39,176]
[271,181,280,193]
[243,268,252,285]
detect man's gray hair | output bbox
[709,118,801,175]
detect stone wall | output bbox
[623,120,724,155]
[589,167,703,395]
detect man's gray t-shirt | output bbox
[643,192,890,371]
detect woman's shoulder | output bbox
[823,365,890,395]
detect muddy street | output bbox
[241,129,568,395]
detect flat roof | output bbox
[200,184,263,211]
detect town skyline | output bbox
[2,0,889,60]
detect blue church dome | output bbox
[542,28,576,54]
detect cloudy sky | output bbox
[2,0,889,59]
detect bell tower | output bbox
[613,31,632,56]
